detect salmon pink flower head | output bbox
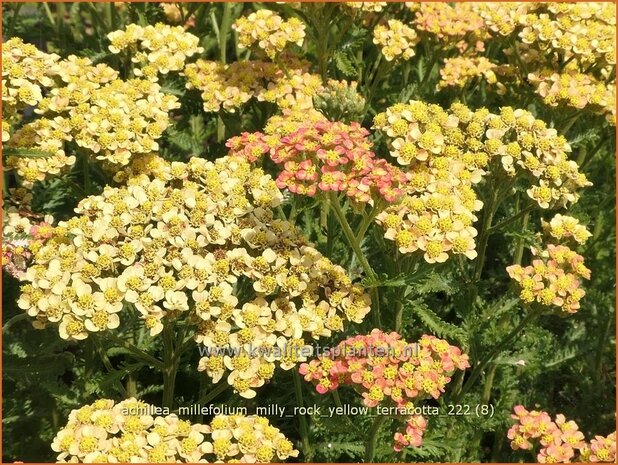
[508,406,615,463]
[300,329,469,451]
[227,119,408,206]
[394,415,427,451]
[585,432,617,463]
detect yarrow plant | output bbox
[17,154,370,398]
[408,2,487,52]
[507,243,590,314]
[2,2,615,463]
[2,37,179,185]
[508,405,616,463]
[233,9,306,60]
[372,101,488,262]
[183,57,322,113]
[107,23,204,81]
[51,398,298,463]
[372,19,419,62]
[227,119,408,204]
[541,213,592,245]
[438,57,505,95]
[300,330,469,451]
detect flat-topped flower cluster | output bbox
[508,405,616,463]
[107,23,204,81]
[52,398,298,463]
[372,19,419,61]
[17,154,370,399]
[233,9,306,60]
[507,243,590,314]
[183,57,322,113]
[300,329,469,451]
[2,37,179,186]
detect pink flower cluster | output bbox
[226,121,408,204]
[508,405,616,463]
[299,329,469,451]
[507,244,590,314]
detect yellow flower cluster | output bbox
[438,57,505,94]
[3,38,180,186]
[71,79,180,165]
[542,214,592,245]
[528,70,616,125]
[18,154,370,398]
[475,3,616,69]
[507,243,590,314]
[2,38,59,118]
[373,20,419,61]
[2,39,66,184]
[372,101,486,263]
[107,23,203,81]
[183,58,322,113]
[483,106,592,208]
[51,398,298,463]
[233,9,306,60]
[473,3,537,37]
[519,3,616,68]
[371,100,591,261]
[4,119,77,186]
[408,2,487,51]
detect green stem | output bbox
[105,332,165,370]
[126,375,137,398]
[514,211,530,266]
[355,203,381,243]
[8,3,23,37]
[332,390,363,435]
[488,204,535,233]
[364,58,391,112]
[395,300,404,332]
[593,313,613,386]
[419,49,438,90]
[82,152,91,195]
[364,414,388,462]
[473,187,499,281]
[293,371,312,461]
[329,193,377,282]
[92,335,129,397]
[2,313,28,333]
[162,323,178,409]
[219,3,232,65]
[42,3,56,27]
[579,138,606,171]
[468,364,498,457]
[329,193,382,328]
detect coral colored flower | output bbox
[300,329,468,451]
[508,406,615,463]
[228,119,408,206]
